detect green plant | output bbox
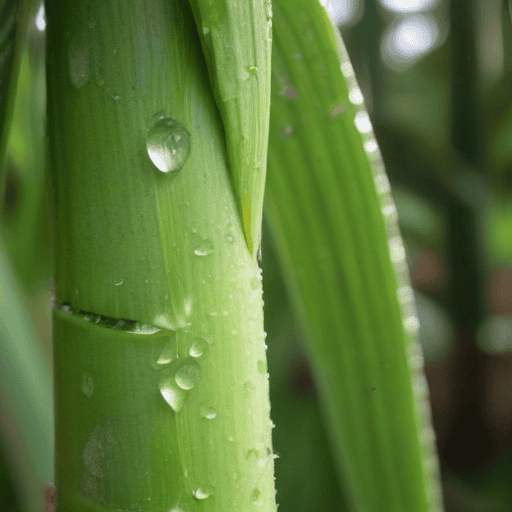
[0,0,442,511]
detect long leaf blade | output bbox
[187,0,272,256]
[0,0,31,191]
[266,2,443,510]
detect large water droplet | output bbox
[192,485,214,500]
[175,361,200,390]
[194,239,214,256]
[146,116,191,173]
[200,406,217,420]
[82,372,94,397]
[189,337,208,358]
[159,373,186,412]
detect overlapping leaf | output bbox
[187,0,272,256]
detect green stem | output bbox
[47,0,276,510]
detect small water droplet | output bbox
[68,38,90,88]
[82,372,94,397]
[159,373,186,412]
[250,488,261,503]
[175,361,200,390]
[354,111,372,134]
[192,485,214,500]
[348,87,364,105]
[282,84,297,99]
[189,337,208,358]
[156,339,177,365]
[281,125,294,139]
[226,234,234,243]
[203,26,210,34]
[146,116,191,173]
[248,65,258,75]
[194,239,214,256]
[200,406,217,420]
[257,360,267,375]
[228,436,234,442]
[113,94,121,101]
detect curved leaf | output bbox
[265,1,443,510]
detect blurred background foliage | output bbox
[3,0,512,510]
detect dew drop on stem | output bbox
[175,361,200,390]
[189,337,208,358]
[146,116,191,173]
[192,485,214,500]
[200,406,217,420]
[194,239,214,256]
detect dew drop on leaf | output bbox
[146,116,191,173]
[82,372,94,397]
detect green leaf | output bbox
[0,0,31,192]
[265,1,443,510]
[0,238,53,512]
[187,0,272,256]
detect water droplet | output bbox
[348,87,364,105]
[68,38,90,88]
[189,337,208,358]
[228,436,234,442]
[354,111,372,134]
[257,360,267,375]
[281,126,294,139]
[331,102,348,117]
[175,361,200,390]
[159,373,186,412]
[82,372,94,397]
[203,26,210,34]
[250,488,261,503]
[282,84,297,99]
[146,116,191,173]
[364,140,379,153]
[226,233,234,243]
[248,65,258,75]
[156,338,177,365]
[194,239,214,256]
[113,94,121,101]
[192,485,214,500]
[200,406,217,420]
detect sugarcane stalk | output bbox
[46,0,276,510]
